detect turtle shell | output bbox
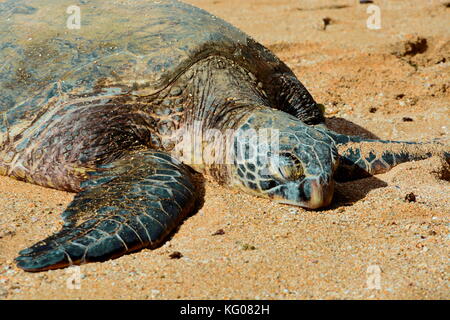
[0,0,293,131]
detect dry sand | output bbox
[0,0,449,299]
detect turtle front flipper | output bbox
[320,130,449,182]
[15,150,197,272]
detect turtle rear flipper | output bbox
[15,150,197,272]
[322,130,449,181]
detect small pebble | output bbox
[404,192,417,202]
[169,251,183,259]
[315,17,332,30]
[212,229,225,236]
[241,243,256,251]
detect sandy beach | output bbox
[0,0,449,299]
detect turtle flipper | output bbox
[321,130,449,182]
[15,150,197,272]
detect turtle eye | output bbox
[270,153,304,181]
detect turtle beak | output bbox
[306,178,334,209]
[273,177,334,209]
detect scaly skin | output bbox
[15,151,197,271]
[0,0,447,271]
[318,130,449,182]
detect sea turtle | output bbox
[0,0,447,272]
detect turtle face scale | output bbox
[229,109,339,209]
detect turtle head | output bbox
[229,109,338,209]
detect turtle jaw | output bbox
[272,176,335,209]
[303,177,335,209]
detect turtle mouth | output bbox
[305,178,334,209]
[274,177,334,209]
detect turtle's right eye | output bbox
[270,153,304,181]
